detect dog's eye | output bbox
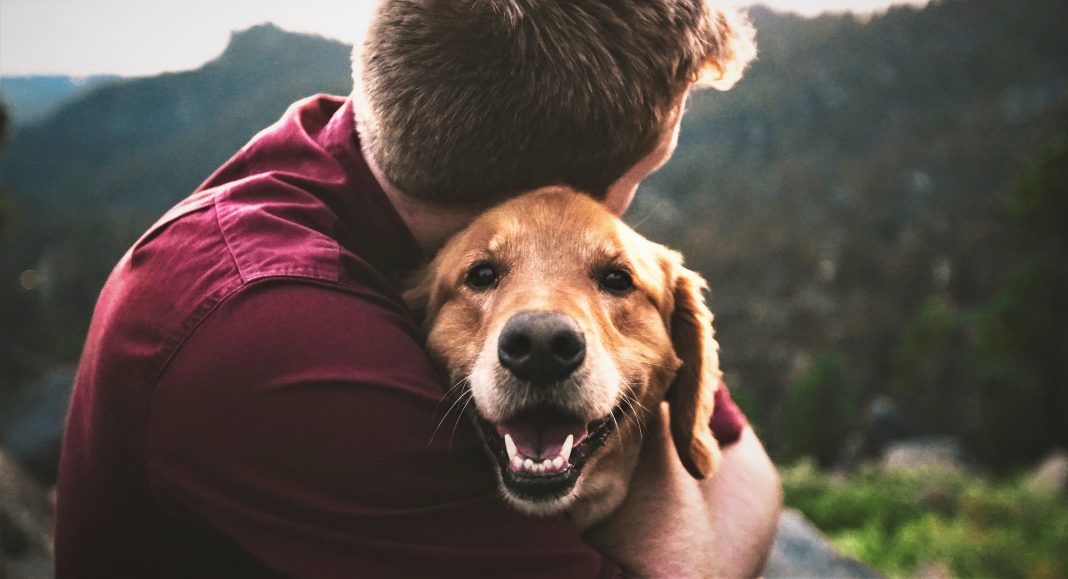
[465,263,500,290]
[599,269,634,294]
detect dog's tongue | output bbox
[496,419,588,460]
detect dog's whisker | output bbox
[626,396,647,433]
[617,387,647,441]
[429,379,473,445]
[445,375,473,397]
[630,200,663,231]
[448,392,478,452]
[432,376,471,414]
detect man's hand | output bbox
[583,404,782,578]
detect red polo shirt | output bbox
[55,95,747,578]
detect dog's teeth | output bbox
[523,458,534,470]
[542,458,552,469]
[561,434,574,462]
[504,434,517,462]
[552,456,564,469]
[510,456,523,471]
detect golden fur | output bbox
[406,188,722,528]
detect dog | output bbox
[406,188,722,529]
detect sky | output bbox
[0,0,931,77]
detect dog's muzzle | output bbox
[474,310,622,504]
[497,311,585,385]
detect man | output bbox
[55,1,780,576]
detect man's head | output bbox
[353,0,756,210]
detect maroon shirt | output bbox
[55,95,747,578]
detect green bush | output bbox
[963,131,1068,466]
[782,461,1068,578]
[890,298,964,432]
[777,353,859,466]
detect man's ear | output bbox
[667,264,723,479]
[695,1,757,91]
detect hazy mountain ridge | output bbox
[2,24,352,218]
[0,75,120,126]
[1,0,1066,467]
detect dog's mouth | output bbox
[478,405,625,503]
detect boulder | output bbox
[0,446,54,577]
[763,509,880,578]
[0,365,75,481]
[881,437,965,472]
[1025,450,1068,495]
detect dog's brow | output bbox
[580,230,625,260]
[594,247,628,268]
[460,249,493,267]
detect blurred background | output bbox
[1,0,1066,576]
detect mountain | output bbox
[1,1,1067,469]
[0,75,120,126]
[2,24,352,219]
[0,24,353,398]
[628,0,1068,462]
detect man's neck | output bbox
[362,148,478,255]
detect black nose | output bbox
[498,311,586,385]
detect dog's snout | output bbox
[498,311,586,384]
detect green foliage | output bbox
[632,0,1068,463]
[777,353,858,466]
[966,263,1063,465]
[965,130,1068,466]
[1010,134,1068,249]
[783,461,1068,578]
[882,125,1068,469]
[890,297,963,431]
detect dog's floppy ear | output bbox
[667,261,723,479]
[402,267,437,330]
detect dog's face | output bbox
[408,189,721,522]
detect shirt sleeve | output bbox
[711,382,749,447]
[145,281,621,579]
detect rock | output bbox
[0,365,75,481]
[0,446,54,577]
[881,436,965,472]
[914,562,954,579]
[840,395,916,468]
[763,509,880,578]
[1025,450,1068,495]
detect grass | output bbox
[780,460,1068,578]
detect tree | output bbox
[967,127,1068,466]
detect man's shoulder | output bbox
[159,281,428,393]
[113,93,395,342]
[90,139,398,397]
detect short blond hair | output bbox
[353,0,756,207]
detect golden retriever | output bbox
[406,188,722,528]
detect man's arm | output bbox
[145,282,621,578]
[584,404,782,577]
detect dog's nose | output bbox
[498,311,586,385]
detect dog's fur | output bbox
[406,189,722,529]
